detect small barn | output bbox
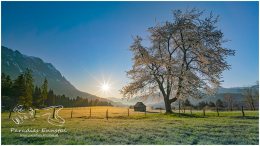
[134,102,146,112]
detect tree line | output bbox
[173,98,224,110]
[172,89,258,111]
[1,69,112,110]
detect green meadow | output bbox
[1,106,259,145]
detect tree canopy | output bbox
[121,8,235,113]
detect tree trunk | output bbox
[163,96,172,113]
[157,81,173,114]
[251,100,255,111]
[157,79,178,114]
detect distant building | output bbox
[134,102,146,112]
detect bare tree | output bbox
[243,87,257,111]
[224,93,233,111]
[121,9,235,113]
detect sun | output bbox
[101,82,111,92]
[95,75,115,97]
[98,81,112,94]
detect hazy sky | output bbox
[2,1,259,98]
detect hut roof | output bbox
[134,102,146,107]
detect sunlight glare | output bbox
[101,83,110,92]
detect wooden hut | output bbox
[134,102,146,112]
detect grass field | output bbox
[1,106,259,145]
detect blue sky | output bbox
[1,1,259,98]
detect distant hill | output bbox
[109,85,259,108]
[1,46,105,100]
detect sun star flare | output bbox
[101,82,111,92]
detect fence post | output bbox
[190,107,192,115]
[106,109,108,120]
[203,108,205,116]
[71,109,73,118]
[128,109,129,117]
[145,110,146,116]
[184,107,185,113]
[52,108,55,119]
[34,110,37,118]
[216,107,219,117]
[8,110,12,119]
[242,106,245,117]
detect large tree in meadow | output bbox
[121,9,235,113]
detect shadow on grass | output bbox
[166,112,206,118]
[231,116,259,120]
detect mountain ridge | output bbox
[1,46,104,100]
